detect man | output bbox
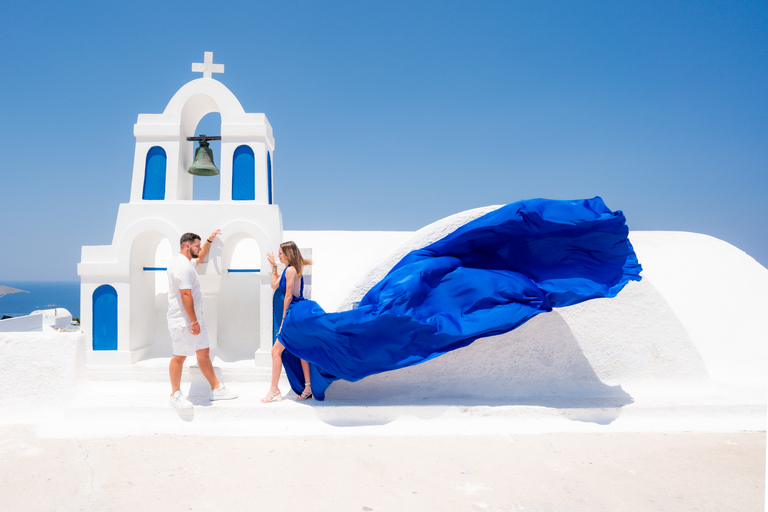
[167,230,237,409]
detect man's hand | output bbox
[180,289,199,335]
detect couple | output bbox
[166,230,309,409]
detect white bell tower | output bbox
[79,52,281,365]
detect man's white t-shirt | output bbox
[167,253,203,330]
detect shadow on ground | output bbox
[311,312,634,427]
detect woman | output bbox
[261,241,313,402]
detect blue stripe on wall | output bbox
[143,267,260,273]
[267,152,273,204]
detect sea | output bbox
[0,281,81,319]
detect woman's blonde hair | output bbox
[280,241,312,277]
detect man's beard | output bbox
[191,248,200,259]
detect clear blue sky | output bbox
[2,0,766,281]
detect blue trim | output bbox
[144,267,259,273]
[267,152,273,204]
[92,285,118,351]
[142,146,166,200]
[232,145,255,200]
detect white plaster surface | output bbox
[629,231,768,386]
[1,330,85,411]
[2,226,766,512]
[3,227,767,437]
[0,308,72,332]
[283,229,414,312]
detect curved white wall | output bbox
[287,216,767,400]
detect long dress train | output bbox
[278,197,643,400]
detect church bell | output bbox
[187,138,220,176]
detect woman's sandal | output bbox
[296,382,313,401]
[260,389,282,403]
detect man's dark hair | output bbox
[180,232,201,247]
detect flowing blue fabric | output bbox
[278,197,642,400]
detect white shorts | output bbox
[169,322,211,356]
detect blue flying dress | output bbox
[277,197,643,400]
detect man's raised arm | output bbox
[196,229,221,266]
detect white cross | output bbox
[192,52,224,79]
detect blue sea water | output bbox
[0,281,81,319]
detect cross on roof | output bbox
[192,52,224,79]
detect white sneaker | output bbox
[169,390,193,409]
[210,384,238,401]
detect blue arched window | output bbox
[92,285,118,351]
[142,146,166,200]
[267,151,273,204]
[232,145,255,200]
